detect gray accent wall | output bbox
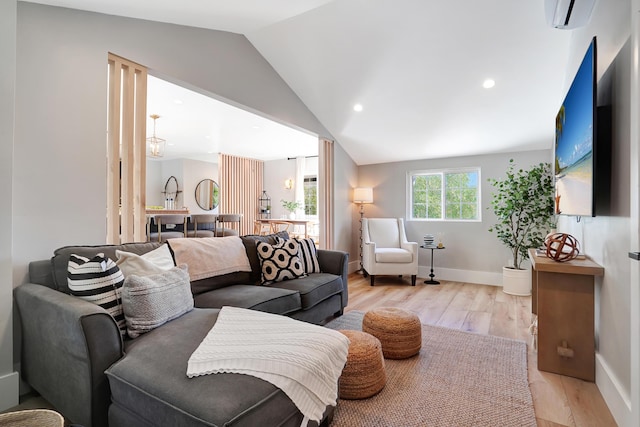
[6,2,355,407]
[12,1,336,281]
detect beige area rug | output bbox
[325,311,536,427]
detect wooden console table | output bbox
[528,248,604,381]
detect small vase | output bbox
[289,212,296,220]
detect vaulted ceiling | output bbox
[24,0,574,165]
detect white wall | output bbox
[334,142,359,263]
[358,150,551,283]
[0,0,19,412]
[264,158,297,219]
[556,2,634,425]
[181,159,218,214]
[12,1,333,279]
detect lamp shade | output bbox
[353,187,373,204]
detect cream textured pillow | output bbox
[116,244,175,278]
[122,264,194,338]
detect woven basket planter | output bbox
[362,307,422,359]
[0,409,64,427]
[338,330,386,399]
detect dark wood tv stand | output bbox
[528,248,604,381]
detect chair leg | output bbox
[411,275,417,286]
[370,275,375,286]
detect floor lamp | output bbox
[353,187,373,273]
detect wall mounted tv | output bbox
[554,36,610,217]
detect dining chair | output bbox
[253,220,271,235]
[188,214,218,238]
[216,214,242,236]
[149,214,187,242]
[269,221,292,234]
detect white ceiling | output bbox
[146,75,318,163]
[25,0,575,165]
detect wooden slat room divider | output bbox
[219,153,263,235]
[107,53,148,244]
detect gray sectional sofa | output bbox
[14,232,349,427]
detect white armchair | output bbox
[362,218,419,286]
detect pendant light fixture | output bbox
[147,114,166,158]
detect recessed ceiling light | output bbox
[353,103,363,112]
[173,99,183,105]
[482,79,496,89]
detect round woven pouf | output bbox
[338,329,386,400]
[362,307,422,359]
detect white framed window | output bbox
[408,167,481,221]
[303,176,317,216]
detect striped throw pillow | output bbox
[295,238,320,274]
[68,253,126,335]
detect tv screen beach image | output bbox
[554,42,594,217]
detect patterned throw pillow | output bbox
[257,237,305,284]
[295,238,320,274]
[67,253,126,335]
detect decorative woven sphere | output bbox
[544,232,580,262]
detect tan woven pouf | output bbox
[363,307,422,359]
[338,330,386,399]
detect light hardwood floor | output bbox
[346,273,618,427]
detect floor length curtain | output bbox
[318,138,334,249]
[107,53,147,244]
[219,153,263,235]
[295,156,306,215]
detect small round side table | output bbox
[420,245,445,285]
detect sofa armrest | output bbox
[317,249,349,308]
[15,283,123,427]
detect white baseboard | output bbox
[418,266,503,286]
[348,260,360,274]
[596,352,631,427]
[349,263,502,286]
[0,371,19,411]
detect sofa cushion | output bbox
[122,265,194,338]
[106,308,308,427]
[240,232,289,284]
[52,242,162,293]
[257,238,305,284]
[67,253,126,335]
[268,273,343,311]
[193,284,302,315]
[375,248,413,263]
[190,271,253,295]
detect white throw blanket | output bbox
[187,306,350,423]
[167,236,251,281]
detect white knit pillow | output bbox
[121,265,194,338]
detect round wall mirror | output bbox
[195,179,220,210]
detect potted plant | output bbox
[281,199,302,219]
[488,159,555,295]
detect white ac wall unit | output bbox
[545,0,595,29]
